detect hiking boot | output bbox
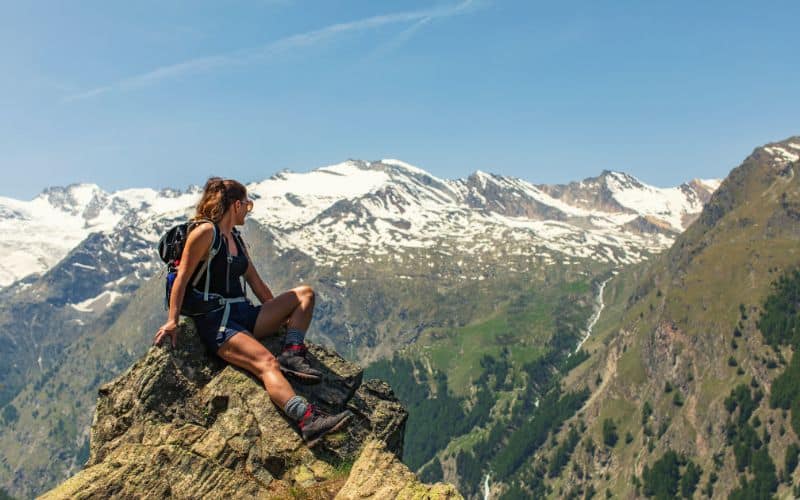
[299,405,353,447]
[277,344,323,384]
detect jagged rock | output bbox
[39,319,441,499]
[346,379,408,456]
[335,439,461,500]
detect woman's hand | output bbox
[153,319,179,348]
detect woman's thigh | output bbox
[217,329,298,408]
[216,330,275,375]
[251,289,303,339]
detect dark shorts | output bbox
[192,299,262,354]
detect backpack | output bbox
[158,219,230,316]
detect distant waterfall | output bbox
[574,275,613,354]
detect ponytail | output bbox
[193,177,247,223]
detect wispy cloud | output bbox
[365,16,435,62]
[64,1,479,102]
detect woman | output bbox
[152,177,351,447]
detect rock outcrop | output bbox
[40,321,459,499]
[336,439,460,499]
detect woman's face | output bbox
[234,196,253,225]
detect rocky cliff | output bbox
[40,320,460,499]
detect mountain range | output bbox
[0,161,718,289]
[0,158,721,498]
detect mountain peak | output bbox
[598,170,644,191]
[34,183,108,219]
[377,158,430,177]
[466,169,498,188]
[687,177,722,193]
[39,182,104,205]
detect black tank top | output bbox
[190,226,249,298]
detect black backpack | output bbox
[157,219,229,315]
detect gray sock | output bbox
[285,327,306,347]
[283,395,309,422]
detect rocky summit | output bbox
[39,320,460,499]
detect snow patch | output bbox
[70,290,123,312]
[607,175,702,231]
[379,158,431,177]
[697,178,722,192]
[764,146,800,164]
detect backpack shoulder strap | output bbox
[231,228,250,299]
[190,220,222,300]
[231,228,250,259]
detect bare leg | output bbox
[216,331,295,408]
[252,285,315,340]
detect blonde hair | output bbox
[193,177,247,223]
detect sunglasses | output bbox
[238,198,254,213]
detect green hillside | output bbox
[364,273,617,497]
[525,137,800,499]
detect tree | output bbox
[642,401,653,425]
[1,404,18,425]
[625,431,634,444]
[602,418,618,447]
[679,461,701,498]
[785,443,800,480]
[642,450,680,499]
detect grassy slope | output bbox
[365,265,614,497]
[414,279,591,397]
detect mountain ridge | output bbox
[0,162,717,288]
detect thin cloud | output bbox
[64,0,479,102]
[365,16,435,62]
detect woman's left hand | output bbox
[153,319,179,348]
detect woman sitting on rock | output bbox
[153,177,351,446]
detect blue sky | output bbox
[1,0,798,199]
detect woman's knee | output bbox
[254,353,280,377]
[295,285,315,305]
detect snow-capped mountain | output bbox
[0,159,719,290]
[248,161,717,271]
[0,184,200,288]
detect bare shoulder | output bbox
[186,222,215,249]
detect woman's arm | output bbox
[244,260,274,304]
[235,234,274,304]
[154,224,214,346]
